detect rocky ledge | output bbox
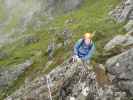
[110,0,133,34]
[5,60,127,100]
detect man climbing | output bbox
[71,33,95,70]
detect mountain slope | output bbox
[0,0,126,99]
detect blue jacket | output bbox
[74,39,95,61]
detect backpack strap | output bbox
[80,39,84,46]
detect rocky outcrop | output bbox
[110,0,133,34]
[106,2,133,93]
[44,0,83,15]
[106,48,133,96]
[0,60,33,87]
[0,0,83,95]
[0,0,83,48]
[104,34,133,51]
[124,20,133,34]
[110,0,133,22]
[5,60,126,100]
[105,32,133,96]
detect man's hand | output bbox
[72,55,81,63]
[77,57,82,63]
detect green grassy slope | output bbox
[0,0,125,99]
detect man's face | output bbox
[84,38,91,45]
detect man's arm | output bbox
[74,39,82,56]
[81,43,95,61]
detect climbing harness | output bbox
[46,75,53,100]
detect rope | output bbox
[46,75,53,100]
[78,61,87,83]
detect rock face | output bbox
[0,1,84,99]
[5,60,126,100]
[0,51,8,60]
[105,31,133,96]
[0,0,83,48]
[23,35,40,45]
[110,0,133,34]
[110,0,133,22]
[106,1,133,96]
[0,60,33,87]
[45,0,83,15]
[104,34,133,51]
[106,48,133,96]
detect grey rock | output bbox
[0,34,13,48]
[0,51,8,60]
[0,60,33,87]
[45,0,83,15]
[128,28,133,35]
[118,81,133,95]
[4,0,22,9]
[5,60,126,100]
[110,0,133,22]
[110,0,133,34]
[0,0,83,49]
[124,20,133,32]
[104,35,133,51]
[24,35,40,45]
[63,0,83,12]
[106,48,133,95]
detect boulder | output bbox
[104,35,133,51]
[106,48,133,96]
